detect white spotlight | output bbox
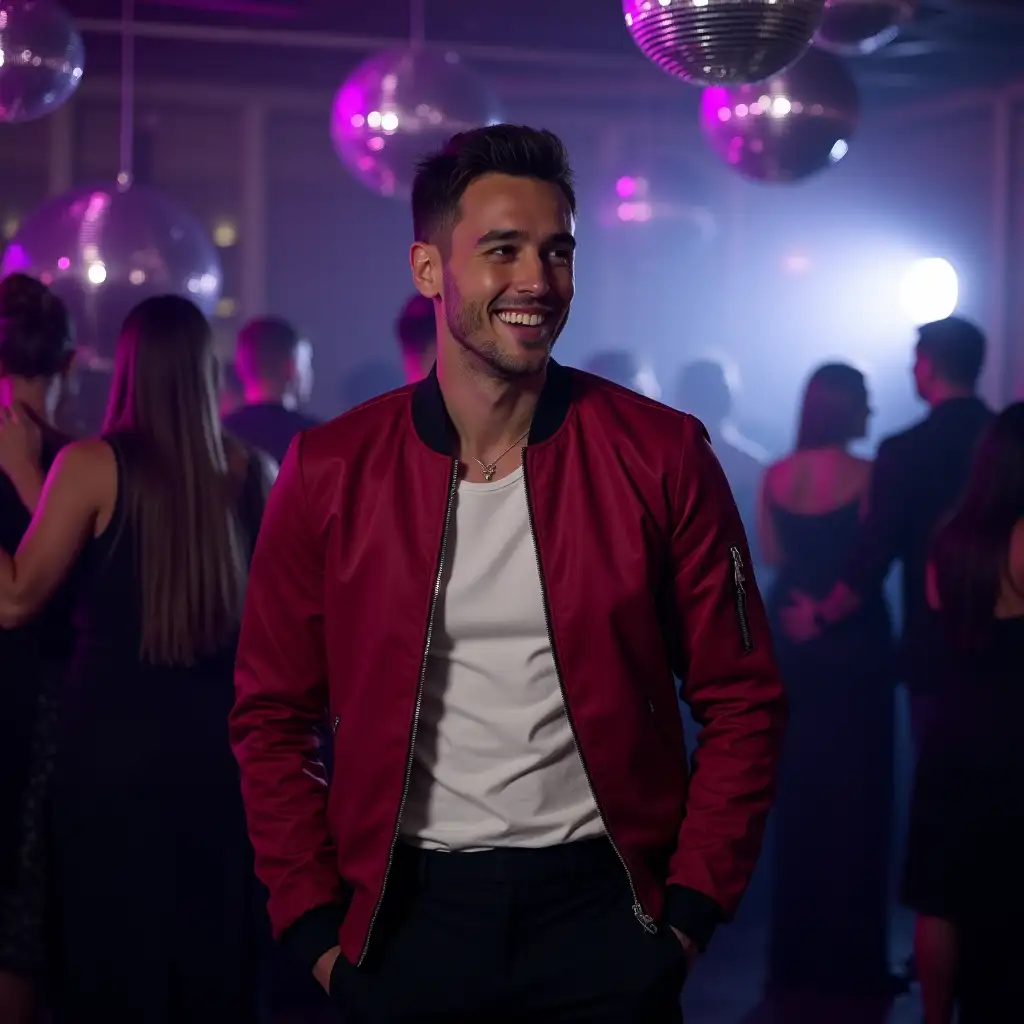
[899,258,958,325]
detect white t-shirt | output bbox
[400,465,604,851]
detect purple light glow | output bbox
[616,176,637,199]
[616,201,653,223]
[700,87,732,124]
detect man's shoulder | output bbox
[877,418,928,462]
[569,366,694,439]
[225,402,314,428]
[879,398,993,460]
[222,402,267,426]
[300,384,414,460]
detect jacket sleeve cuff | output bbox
[280,891,352,972]
[661,885,724,952]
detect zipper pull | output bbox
[633,902,658,934]
[332,715,340,733]
[729,545,746,589]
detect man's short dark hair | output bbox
[395,294,435,357]
[411,124,577,246]
[917,316,986,388]
[235,315,301,380]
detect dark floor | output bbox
[682,911,921,1023]
[674,676,922,1024]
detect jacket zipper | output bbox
[521,451,657,936]
[358,457,461,965]
[729,545,754,654]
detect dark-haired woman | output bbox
[904,402,1024,1024]
[758,363,897,995]
[0,295,276,1022]
[0,274,75,1024]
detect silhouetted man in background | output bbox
[674,358,767,550]
[218,361,244,419]
[784,316,993,747]
[583,349,661,398]
[396,294,436,384]
[223,316,318,463]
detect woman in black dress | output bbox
[0,295,275,1022]
[0,274,75,1024]
[758,363,897,995]
[904,402,1024,1024]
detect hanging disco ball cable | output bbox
[623,0,829,87]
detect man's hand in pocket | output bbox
[313,946,342,994]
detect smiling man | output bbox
[231,125,786,1023]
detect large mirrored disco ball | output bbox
[622,0,828,86]
[331,47,503,199]
[816,0,916,55]
[699,46,859,183]
[1,183,222,362]
[0,0,84,123]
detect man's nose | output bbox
[512,251,549,296]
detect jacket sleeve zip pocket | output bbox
[729,545,754,655]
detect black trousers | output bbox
[958,919,1024,1024]
[330,838,687,1023]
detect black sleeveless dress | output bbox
[903,615,1024,1023]
[765,499,897,994]
[48,435,266,1023]
[0,428,73,977]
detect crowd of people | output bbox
[0,123,1020,1024]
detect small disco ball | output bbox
[0,0,85,123]
[700,46,859,183]
[1,182,222,362]
[622,0,828,86]
[331,47,503,199]
[816,0,917,55]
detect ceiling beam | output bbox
[76,17,650,73]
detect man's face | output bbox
[417,174,575,381]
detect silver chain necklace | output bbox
[472,430,530,482]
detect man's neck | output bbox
[0,376,51,422]
[436,355,544,462]
[242,383,292,408]
[928,384,975,409]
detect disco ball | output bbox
[816,0,916,55]
[699,46,859,183]
[331,47,503,199]
[1,183,222,362]
[622,0,828,86]
[0,0,85,123]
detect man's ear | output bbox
[410,241,442,299]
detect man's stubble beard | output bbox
[443,276,564,382]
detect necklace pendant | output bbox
[483,466,496,482]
